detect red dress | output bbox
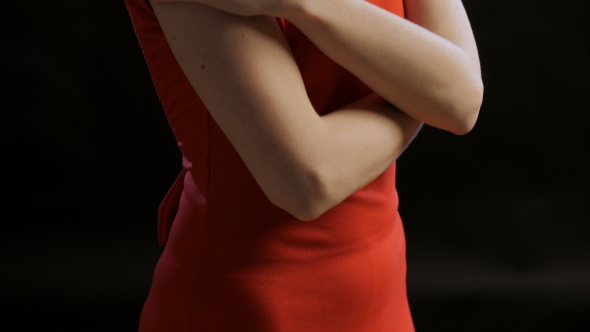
[125,0,414,330]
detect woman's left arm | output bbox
[283,0,483,135]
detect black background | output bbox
[2,1,589,331]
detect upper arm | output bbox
[150,2,326,219]
[404,0,482,77]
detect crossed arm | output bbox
[151,0,484,134]
[285,0,483,135]
[149,1,481,220]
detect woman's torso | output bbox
[125,0,414,330]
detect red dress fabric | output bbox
[125,0,414,331]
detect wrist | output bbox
[281,0,361,31]
[279,0,321,21]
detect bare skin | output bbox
[151,0,484,134]
[148,1,482,220]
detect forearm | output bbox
[283,0,483,134]
[311,93,422,219]
[252,91,421,221]
[272,93,421,221]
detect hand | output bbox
[149,0,305,17]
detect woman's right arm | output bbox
[151,2,421,221]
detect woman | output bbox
[125,0,482,331]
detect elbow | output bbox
[448,76,484,136]
[276,197,322,222]
[268,169,328,222]
[291,206,324,222]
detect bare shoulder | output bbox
[149,2,298,103]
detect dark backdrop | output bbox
[2,1,589,331]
